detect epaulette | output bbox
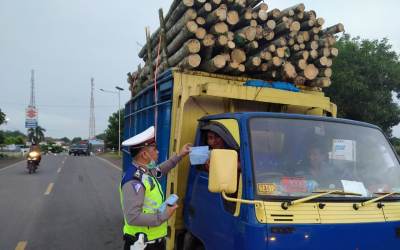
[121,165,146,189]
[133,169,143,181]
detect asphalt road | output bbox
[0,154,124,250]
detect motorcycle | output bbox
[27,151,40,174]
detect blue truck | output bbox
[123,69,400,250]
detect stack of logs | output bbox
[128,0,344,94]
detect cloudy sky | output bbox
[0,0,400,139]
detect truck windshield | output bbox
[249,117,400,198]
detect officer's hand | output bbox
[166,204,178,219]
[178,143,192,157]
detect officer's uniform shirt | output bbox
[121,155,182,227]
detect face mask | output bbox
[146,160,157,170]
[145,151,157,169]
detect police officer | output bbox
[120,126,191,250]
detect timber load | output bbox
[127,0,345,94]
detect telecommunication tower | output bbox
[25,70,39,129]
[89,77,96,139]
[29,70,36,108]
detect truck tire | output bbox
[182,232,204,250]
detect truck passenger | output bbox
[120,126,191,250]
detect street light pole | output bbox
[115,86,124,157]
[100,87,124,156]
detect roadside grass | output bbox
[100,151,122,160]
[0,152,25,169]
[0,151,24,159]
[97,151,122,169]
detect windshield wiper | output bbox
[353,192,400,210]
[281,189,362,210]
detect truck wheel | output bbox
[182,232,204,250]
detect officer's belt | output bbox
[147,237,165,244]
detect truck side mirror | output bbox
[208,149,238,194]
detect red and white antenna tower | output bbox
[25,70,39,130]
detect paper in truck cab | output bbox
[189,146,210,165]
[341,180,368,197]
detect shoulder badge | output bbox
[134,169,143,180]
[133,183,142,193]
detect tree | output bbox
[105,109,124,150]
[27,126,46,144]
[0,109,5,125]
[71,137,82,144]
[326,35,400,136]
[42,142,64,153]
[0,131,4,145]
[60,137,71,144]
[3,130,26,138]
[96,133,106,141]
[1,131,27,145]
[4,136,25,145]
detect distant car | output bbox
[69,144,90,156]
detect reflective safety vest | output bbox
[119,168,167,241]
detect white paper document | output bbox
[189,146,210,165]
[341,180,368,197]
[332,139,356,161]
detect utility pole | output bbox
[100,86,124,156]
[116,86,124,156]
[89,78,96,140]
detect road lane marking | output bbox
[96,157,122,171]
[15,241,27,250]
[0,160,25,173]
[57,167,62,173]
[44,183,54,195]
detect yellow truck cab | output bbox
[123,69,400,250]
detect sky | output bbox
[0,0,400,139]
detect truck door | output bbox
[184,119,246,250]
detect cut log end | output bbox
[201,54,227,72]
[304,64,319,80]
[309,77,332,88]
[187,39,201,54]
[195,27,207,39]
[231,48,246,64]
[196,17,206,26]
[227,10,240,25]
[282,62,297,79]
[202,34,215,47]
[211,22,229,34]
